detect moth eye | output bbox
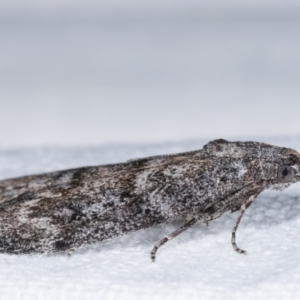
[277,165,295,183]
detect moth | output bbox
[0,139,299,261]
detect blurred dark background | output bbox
[1,0,300,148]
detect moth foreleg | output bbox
[150,218,198,262]
[231,195,255,255]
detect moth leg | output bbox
[150,218,197,262]
[231,195,255,255]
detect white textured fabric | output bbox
[1,138,300,299]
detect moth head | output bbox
[203,139,300,191]
[269,150,300,190]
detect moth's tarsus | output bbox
[231,195,255,255]
[150,218,197,262]
[0,139,300,259]
[150,246,158,262]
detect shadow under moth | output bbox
[0,139,299,261]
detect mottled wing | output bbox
[0,144,259,255]
[0,155,214,254]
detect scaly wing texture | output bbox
[0,155,212,254]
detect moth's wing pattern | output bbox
[0,144,209,205]
[0,168,89,204]
[0,154,217,254]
